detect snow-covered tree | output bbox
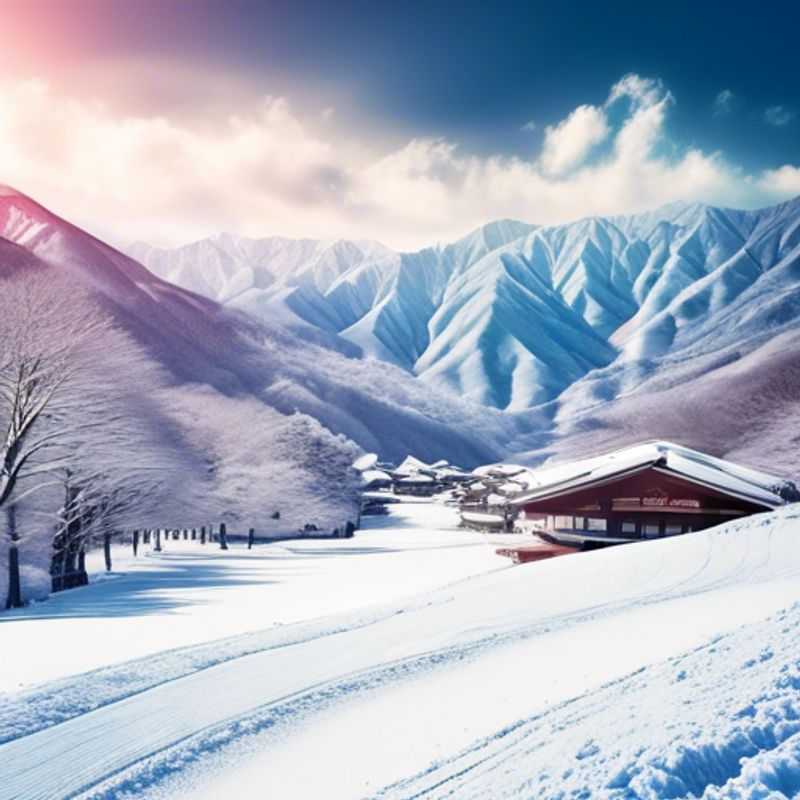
[0,268,208,606]
[161,384,362,536]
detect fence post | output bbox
[133,530,139,556]
[154,528,162,552]
[248,528,255,549]
[200,526,206,545]
[191,528,196,541]
[219,522,228,550]
[183,529,188,540]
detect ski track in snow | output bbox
[1,507,800,799]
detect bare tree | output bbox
[1,268,208,606]
[49,459,186,589]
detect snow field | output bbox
[149,508,800,800]
[0,503,507,691]
[1,503,799,798]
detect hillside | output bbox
[129,197,800,476]
[0,186,516,466]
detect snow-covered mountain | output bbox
[0,186,519,467]
[6,185,800,475]
[129,199,800,412]
[127,198,800,477]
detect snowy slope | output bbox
[0,186,518,466]
[9,183,800,469]
[0,187,254,393]
[1,502,799,799]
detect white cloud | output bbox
[606,74,668,110]
[539,105,610,176]
[758,165,800,197]
[764,105,796,127]
[0,74,797,251]
[713,89,735,116]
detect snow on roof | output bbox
[510,441,789,509]
[472,463,528,478]
[436,467,470,479]
[484,492,510,506]
[353,453,379,472]
[397,455,431,474]
[498,481,526,495]
[361,469,392,485]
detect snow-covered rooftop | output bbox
[360,469,392,485]
[353,453,379,472]
[472,463,528,478]
[397,455,431,474]
[509,441,792,509]
[397,473,435,484]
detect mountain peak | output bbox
[0,184,27,199]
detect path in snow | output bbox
[1,504,800,799]
[0,503,508,690]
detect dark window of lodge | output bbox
[584,518,607,532]
[621,520,637,535]
[643,522,661,538]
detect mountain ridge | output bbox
[127,195,800,415]
[0,185,521,466]
[4,182,800,474]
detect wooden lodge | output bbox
[508,442,795,549]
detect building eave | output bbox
[652,466,782,510]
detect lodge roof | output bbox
[508,441,791,510]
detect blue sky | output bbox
[1,0,798,247]
[185,0,800,170]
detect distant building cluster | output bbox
[354,441,799,564]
